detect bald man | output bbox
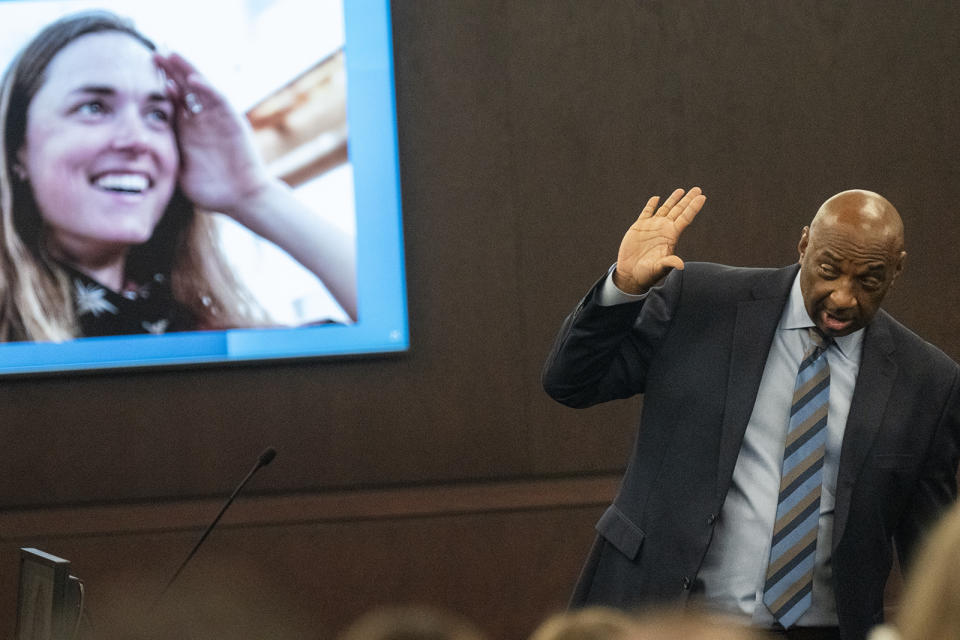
[543,188,960,640]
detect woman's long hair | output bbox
[0,10,266,341]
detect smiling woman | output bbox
[0,10,357,341]
[20,32,180,288]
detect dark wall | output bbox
[1,1,958,637]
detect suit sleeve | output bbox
[541,267,683,408]
[894,366,960,571]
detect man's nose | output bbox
[829,281,856,308]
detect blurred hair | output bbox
[0,9,264,341]
[628,607,773,640]
[337,605,488,640]
[529,606,773,640]
[528,606,638,640]
[889,501,960,640]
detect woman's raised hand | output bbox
[154,51,270,222]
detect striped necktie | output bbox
[763,328,831,628]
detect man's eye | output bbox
[819,265,837,277]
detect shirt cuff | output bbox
[598,264,649,306]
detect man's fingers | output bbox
[637,195,661,219]
[674,194,706,232]
[656,255,685,273]
[634,186,705,228]
[655,188,685,217]
[666,186,702,221]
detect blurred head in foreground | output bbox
[337,605,488,640]
[528,606,773,640]
[883,501,960,640]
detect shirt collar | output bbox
[780,271,864,361]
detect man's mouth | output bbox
[92,172,151,194]
[821,310,853,332]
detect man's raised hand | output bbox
[613,187,706,294]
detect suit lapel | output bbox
[833,312,897,547]
[715,265,797,498]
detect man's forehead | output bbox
[820,248,889,267]
[811,242,897,269]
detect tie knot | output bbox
[807,327,831,358]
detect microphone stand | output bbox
[152,447,277,609]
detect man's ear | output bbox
[891,251,907,285]
[797,226,810,262]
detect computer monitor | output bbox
[15,548,82,640]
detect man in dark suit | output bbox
[542,187,960,640]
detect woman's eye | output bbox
[77,101,107,115]
[147,108,172,124]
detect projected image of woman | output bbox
[0,10,357,341]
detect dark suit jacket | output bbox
[542,262,960,640]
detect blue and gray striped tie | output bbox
[763,328,831,628]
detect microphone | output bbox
[156,447,277,602]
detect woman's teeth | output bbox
[94,173,148,193]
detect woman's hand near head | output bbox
[153,51,271,219]
[153,51,357,321]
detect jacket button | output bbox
[681,576,691,590]
[707,513,717,525]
